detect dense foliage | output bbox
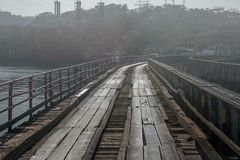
[0,4,240,66]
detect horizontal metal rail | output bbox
[189,57,240,66]
[0,56,146,133]
[149,58,240,157]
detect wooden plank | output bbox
[177,148,187,160]
[83,93,119,160]
[139,88,146,96]
[133,89,139,97]
[107,89,117,98]
[132,97,140,107]
[138,79,145,89]
[155,124,175,144]
[145,88,156,96]
[87,97,112,128]
[144,146,162,160]
[148,80,154,89]
[121,106,132,146]
[131,106,142,125]
[117,147,128,160]
[140,97,153,125]
[47,97,105,160]
[147,96,157,107]
[129,126,143,146]
[64,96,99,128]
[150,107,165,124]
[99,88,111,97]
[127,146,143,160]
[133,79,138,89]
[160,143,181,160]
[30,128,71,160]
[92,88,104,97]
[158,103,169,121]
[143,125,161,145]
[65,129,96,160]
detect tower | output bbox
[183,0,185,7]
[172,0,175,5]
[75,0,82,20]
[54,0,61,15]
[165,0,168,5]
[135,0,151,12]
[75,0,81,13]
[97,1,105,16]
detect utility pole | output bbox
[54,0,61,15]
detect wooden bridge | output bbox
[0,56,239,160]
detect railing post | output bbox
[98,63,101,74]
[44,73,48,108]
[29,77,33,119]
[67,68,70,94]
[79,66,83,87]
[59,70,62,100]
[84,65,87,84]
[49,72,53,105]
[8,82,13,132]
[74,67,77,91]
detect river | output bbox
[0,66,47,132]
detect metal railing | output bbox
[148,58,240,157]
[0,56,146,133]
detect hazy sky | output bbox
[0,0,240,16]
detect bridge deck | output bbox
[0,63,209,160]
[29,65,133,160]
[27,64,183,160]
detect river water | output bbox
[0,66,46,132]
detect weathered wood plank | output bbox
[143,125,161,145]
[65,129,96,160]
[121,106,132,147]
[158,103,169,121]
[87,97,112,128]
[150,107,165,124]
[147,96,157,107]
[107,89,117,98]
[160,143,181,160]
[131,106,142,125]
[133,89,139,97]
[99,88,111,97]
[143,146,162,160]
[83,93,119,160]
[117,147,128,160]
[30,128,71,160]
[47,97,105,160]
[127,146,143,160]
[129,126,143,146]
[133,79,138,89]
[140,97,153,125]
[92,88,104,97]
[139,88,146,96]
[132,97,140,107]
[155,124,175,144]
[64,96,99,128]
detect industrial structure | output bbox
[54,0,61,15]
